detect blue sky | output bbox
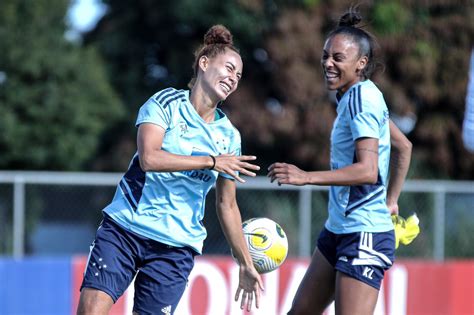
[67,0,106,32]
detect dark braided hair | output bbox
[188,25,240,89]
[327,7,381,79]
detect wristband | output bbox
[208,155,216,170]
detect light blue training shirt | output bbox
[103,88,241,254]
[326,80,393,234]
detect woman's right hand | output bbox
[213,154,260,183]
[234,264,264,311]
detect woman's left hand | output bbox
[387,202,399,215]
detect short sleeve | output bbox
[135,96,171,130]
[348,85,386,140]
[350,110,381,140]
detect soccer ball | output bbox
[240,217,288,274]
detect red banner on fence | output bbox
[72,256,474,315]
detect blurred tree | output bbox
[0,0,124,170]
[371,0,474,179]
[85,0,474,179]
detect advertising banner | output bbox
[69,256,474,315]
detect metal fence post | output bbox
[433,189,446,261]
[13,176,25,258]
[298,187,312,257]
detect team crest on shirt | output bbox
[215,137,228,152]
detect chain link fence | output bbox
[0,172,473,260]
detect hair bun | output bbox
[203,25,233,46]
[338,11,362,27]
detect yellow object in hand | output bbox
[391,213,420,249]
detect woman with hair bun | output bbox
[268,8,411,315]
[77,25,263,314]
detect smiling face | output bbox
[321,34,368,95]
[198,48,243,102]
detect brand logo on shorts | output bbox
[161,305,172,315]
[363,266,374,280]
[338,256,348,262]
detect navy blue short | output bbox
[317,227,395,290]
[80,214,196,314]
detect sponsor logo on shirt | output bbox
[181,170,212,182]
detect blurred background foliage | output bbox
[0,0,125,170]
[0,0,473,179]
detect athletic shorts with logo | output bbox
[317,227,395,290]
[80,214,196,315]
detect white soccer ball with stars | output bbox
[240,217,288,274]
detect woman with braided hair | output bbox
[77,25,263,314]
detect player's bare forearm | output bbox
[269,160,378,186]
[387,121,412,207]
[215,178,263,311]
[215,178,253,267]
[308,162,379,186]
[387,150,411,203]
[138,123,259,176]
[138,123,214,171]
[268,138,379,186]
[217,204,253,267]
[141,149,216,172]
